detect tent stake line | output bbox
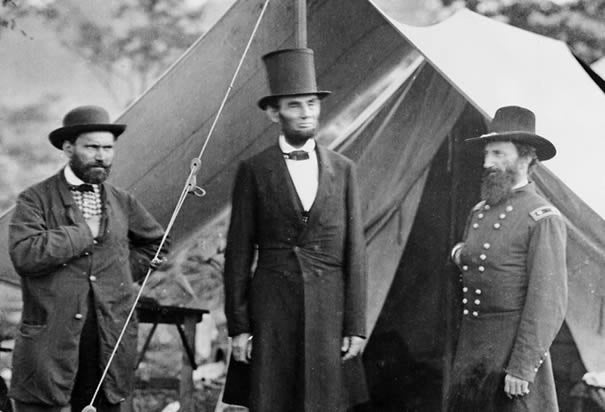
[81,1,272,410]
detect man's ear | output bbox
[265,105,280,124]
[62,140,74,158]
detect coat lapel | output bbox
[55,169,80,225]
[266,145,305,220]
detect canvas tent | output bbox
[0,0,604,409]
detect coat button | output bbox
[462,298,468,304]
[89,275,97,282]
[478,266,485,272]
[462,287,468,293]
[477,213,484,219]
[93,240,98,245]
[493,223,501,229]
[293,246,300,252]
[506,205,513,212]
[474,299,480,305]
[472,311,478,317]
[483,243,491,249]
[484,204,491,210]
[499,213,506,219]
[462,265,469,271]
[472,223,479,229]
[475,289,482,295]
[74,313,83,320]
[479,254,487,261]
[463,309,469,315]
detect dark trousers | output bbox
[70,294,121,412]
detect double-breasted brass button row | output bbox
[462,287,482,316]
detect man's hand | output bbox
[451,242,464,267]
[341,336,365,361]
[504,374,530,399]
[149,256,167,270]
[85,215,101,238]
[231,333,253,363]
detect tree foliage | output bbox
[3,0,209,106]
[440,0,605,63]
[0,97,64,213]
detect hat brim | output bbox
[49,124,126,149]
[258,91,331,110]
[465,131,556,161]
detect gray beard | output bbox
[480,168,516,206]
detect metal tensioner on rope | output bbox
[79,1,271,409]
[186,157,206,197]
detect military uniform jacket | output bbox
[223,144,368,411]
[448,183,568,411]
[8,170,166,406]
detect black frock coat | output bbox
[223,144,368,412]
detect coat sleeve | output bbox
[504,214,568,382]
[343,163,368,338]
[126,193,168,282]
[223,161,257,337]
[9,189,94,276]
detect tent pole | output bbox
[296,0,307,48]
[442,124,462,411]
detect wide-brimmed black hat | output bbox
[49,105,126,149]
[465,105,556,161]
[258,48,331,110]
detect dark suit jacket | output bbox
[8,170,166,406]
[223,143,368,410]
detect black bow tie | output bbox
[70,184,95,193]
[283,150,310,161]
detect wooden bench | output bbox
[129,297,209,412]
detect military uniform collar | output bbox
[512,181,535,195]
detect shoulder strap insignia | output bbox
[530,206,561,221]
[472,200,486,212]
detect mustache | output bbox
[86,162,110,169]
[482,167,499,178]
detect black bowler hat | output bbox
[49,105,126,149]
[465,105,556,161]
[258,48,331,110]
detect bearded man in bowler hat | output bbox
[448,106,568,411]
[8,106,168,412]
[222,48,368,411]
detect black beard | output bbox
[279,113,317,147]
[70,156,111,184]
[283,128,315,147]
[480,167,516,206]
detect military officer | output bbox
[447,106,568,411]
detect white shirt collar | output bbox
[512,178,529,190]
[278,135,316,153]
[64,165,85,186]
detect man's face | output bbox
[63,131,115,184]
[268,94,320,146]
[481,141,528,205]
